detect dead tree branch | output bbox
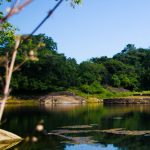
[13,58,27,72]
[0,36,21,122]
[0,0,33,24]
[26,0,64,39]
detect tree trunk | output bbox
[0,36,20,123]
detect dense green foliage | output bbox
[6,34,78,93]
[1,20,150,95]
[1,33,150,94]
[113,44,150,90]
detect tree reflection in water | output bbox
[1,104,150,150]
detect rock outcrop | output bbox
[39,91,86,104]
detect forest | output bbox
[1,26,150,96]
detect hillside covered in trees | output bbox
[1,33,150,96]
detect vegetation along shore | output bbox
[1,90,150,105]
[1,26,150,104]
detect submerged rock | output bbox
[50,126,150,137]
[60,125,93,129]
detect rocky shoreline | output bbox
[104,97,150,104]
[39,91,150,105]
[1,91,150,105]
[39,91,102,104]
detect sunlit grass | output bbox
[68,87,133,99]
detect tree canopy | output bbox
[0,32,149,93]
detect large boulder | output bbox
[39,91,86,104]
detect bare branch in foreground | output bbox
[26,0,64,40]
[0,36,21,122]
[0,0,33,24]
[13,58,27,72]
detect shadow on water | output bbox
[1,104,150,150]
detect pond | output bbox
[1,103,150,150]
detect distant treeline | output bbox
[1,34,150,94]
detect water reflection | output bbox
[65,144,117,150]
[1,104,150,150]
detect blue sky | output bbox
[1,0,150,63]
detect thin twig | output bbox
[5,52,9,83]
[13,58,27,72]
[0,0,33,24]
[13,39,44,72]
[25,0,64,40]
[0,74,4,90]
[1,0,19,23]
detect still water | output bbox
[1,104,150,150]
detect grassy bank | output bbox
[68,87,133,100]
[0,96,39,105]
[7,99,39,105]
